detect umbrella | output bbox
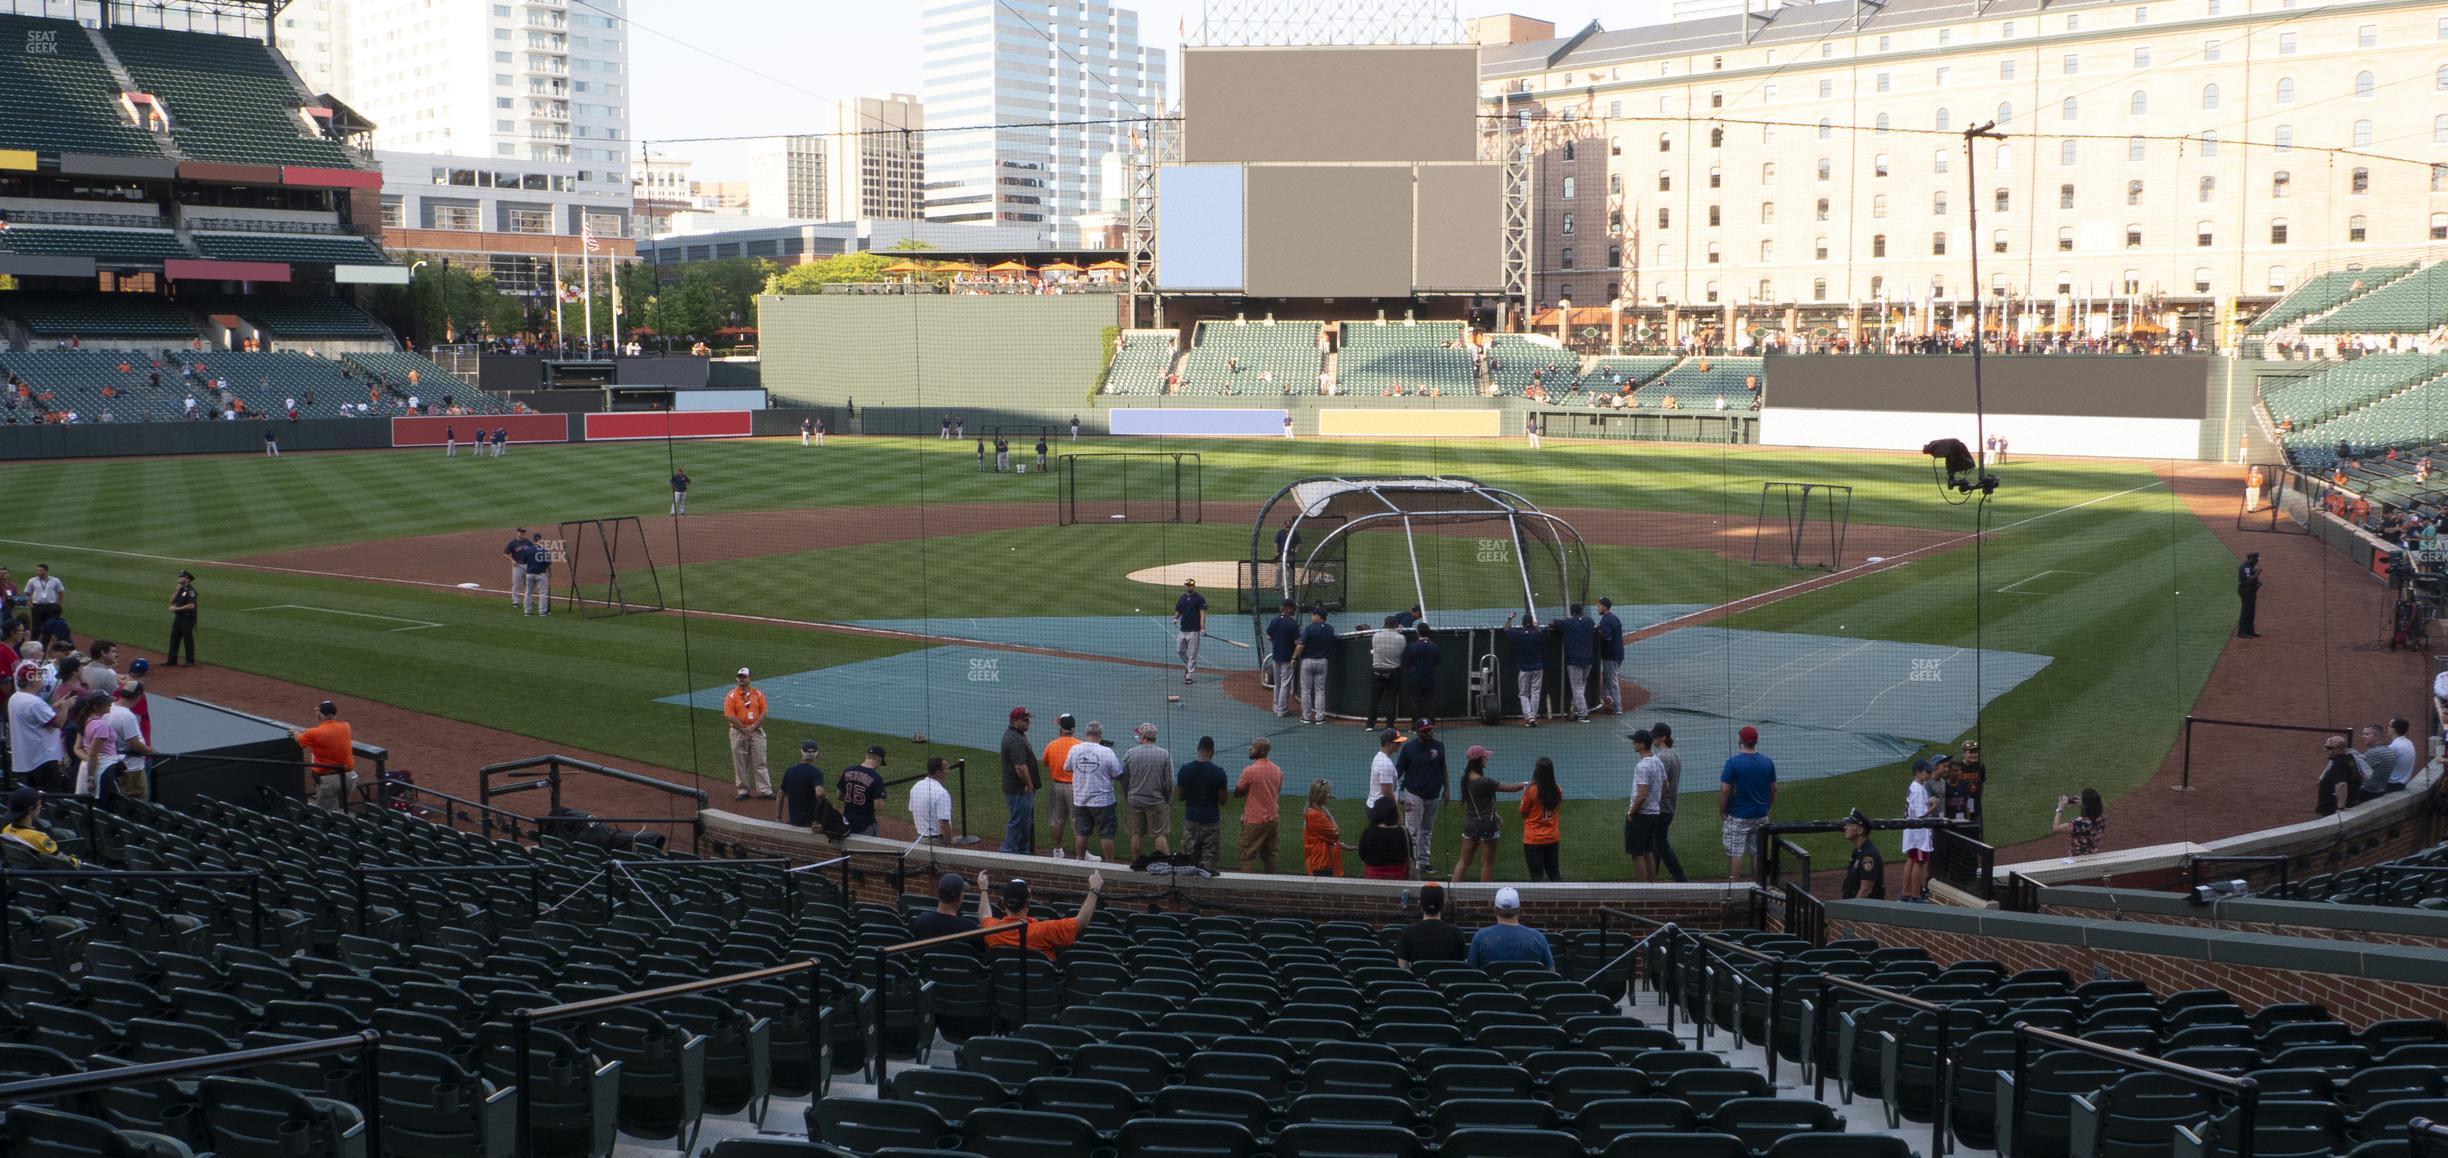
[1040,261,1082,272]
[881,261,928,274]
[1087,260,1128,271]
[936,261,980,273]
[985,260,1032,273]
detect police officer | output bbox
[2236,551,2262,638]
[165,571,199,667]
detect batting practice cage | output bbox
[1057,452,1203,525]
[1752,481,1856,569]
[556,516,667,617]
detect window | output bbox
[1710,126,1724,148]
[2433,213,2448,241]
[2125,224,2143,248]
[2129,137,2146,162]
[2135,4,2149,20]
[2266,266,2289,293]
[1817,119,1832,140]
[2358,22,2376,46]
[1760,240,1775,261]
[1872,194,1888,218]
[1659,208,1671,228]
[1660,132,1673,152]
[1877,72,1891,92]
[1562,176,1577,199]
[1935,149,1951,174]
[1815,236,1830,260]
[1933,191,1948,215]
[2060,184,2076,209]
[1610,136,1622,156]
[2199,176,2216,202]
[1873,233,1888,256]
[1561,247,1576,269]
[2134,47,2152,67]
[2353,120,2372,147]
[1818,78,1833,98]
[1876,114,1890,135]
[506,207,552,233]
[378,200,404,228]
[2200,132,2218,158]
[1607,246,1621,267]
[2061,140,2078,166]
[2275,125,2293,152]
[2063,96,2080,119]
[1762,162,1777,181]
[2270,219,2288,244]
[1562,213,1576,234]
[1761,202,1775,224]
[1997,101,2012,126]
[2441,64,2448,88]
[1936,107,1952,131]
[1879,35,1891,49]
[2122,270,2142,295]
[2194,267,2212,293]
[2350,70,2380,101]
[2200,84,2219,111]
[1709,166,1722,189]
[1711,91,1724,108]
[2129,91,2148,116]
[1706,242,1721,264]
[1938,28,1952,43]
[2056,271,2073,294]
[1816,158,1831,181]
[1708,205,1722,227]
[1609,173,1622,194]
[1994,229,2008,254]
[1813,279,1829,302]
[2058,226,2075,251]
[2437,164,2448,192]
[1875,153,1891,177]
[1756,278,1772,299]
[1932,231,1948,255]
[2348,215,2368,243]
[2276,77,2294,104]
[2439,114,2448,144]
[1609,210,1623,234]
[1995,188,2011,212]
[1871,275,1887,297]
[2064,53,2080,75]
[2272,171,2291,197]
[2001,60,2017,80]
[1659,171,1671,192]
[1937,66,1952,85]
[2205,39,2222,62]
[2277,31,2295,54]
[433,204,481,230]
[2067,13,2079,29]
[1563,142,1576,161]
[2352,167,2370,195]
[2197,220,2214,246]
[2125,180,2143,206]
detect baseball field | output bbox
[0,433,2238,880]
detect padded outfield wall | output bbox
[756,294,1116,428]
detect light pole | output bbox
[409,260,430,348]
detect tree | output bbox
[764,251,897,294]
[885,238,938,252]
[372,254,528,345]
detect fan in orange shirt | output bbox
[1039,714,1081,855]
[979,870,1103,959]
[1301,779,1354,877]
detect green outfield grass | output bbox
[0,436,2233,883]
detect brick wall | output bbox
[1989,783,2438,896]
[2034,907,2448,952]
[1828,915,2448,1029]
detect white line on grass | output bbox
[1996,569,2095,594]
[243,604,443,632]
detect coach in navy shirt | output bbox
[1557,604,1597,723]
[840,746,888,836]
[1595,596,1627,715]
[1402,622,1441,707]
[1265,600,1301,718]
[1294,608,1337,725]
[1504,610,1547,726]
[1393,718,1449,878]
[1172,580,1208,683]
[504,529,532,608]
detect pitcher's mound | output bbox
[1126,560,1328,588]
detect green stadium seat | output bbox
[1336,320,1472,396]
[194,1075,368,1158]
[1178,320,1321,396]
[2251,266,2414,335]
[1103,330,1176,395]
[0,15,164,157]
[2302,263,2448,335]
[103,27,360,168]
[0,1103,202,1158]
[192,234,389,266]
[0,228,186,262]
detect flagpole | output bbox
[551,247,566,356]
[609,255,622,355]
[581,227,595,361]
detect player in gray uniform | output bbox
[520,531,553,616]
[504,529,532,608]
[1172,579,1208,684]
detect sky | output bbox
[625,0,1673,181]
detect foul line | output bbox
[243,604,443,632]
[1996,569,2094,594]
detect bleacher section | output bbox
[0,14,164,158]
[1580,355,1679,397]
[1639,356,1764,409]
[344,351,503,412]
[2304,262,2448,335]
[1336,320,1473,396]
[204,296,388,340]
[1487,333,1575,395]
[193,232,389,267]
[0,294,196,339]
[2262,840,2448,908]
[103,26,358,168]
[0,227,188,262]
[1101,330,1176,396]
[0,351,188,421]
[2283,377,2448,465]
[2262,354,2448,426]
[175,350,405,418]
[1178,319,1320,396]
[2249,266,2413,336]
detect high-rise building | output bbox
[275,0,635,296]
[920,0,1167,244]
[745,137,826,221]
[742,95,928,223]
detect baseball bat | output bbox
[1203,632,1251,650]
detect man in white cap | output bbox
[1463,887,1553,967]
[723,667,773,801]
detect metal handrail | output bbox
[2409,1117,2448,1158]
[0,1030,386,1158]
[871,918,1036,1097]
[1593,907,1679,1033]
[2009,1022,2262,1158]
[0,867,265,959]
[1810,974,1956,1158]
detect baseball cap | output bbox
[800,740,820,753]
[1493,887,1522,911]
[128,658,149,674]
[866,744,888,758]
[937,873,967,902]
[1598,596,1614,607]
[5,786,36,815]
[1917,754,1946,772]
[736,667,752,678]
[1057,714,1077,730]
[1411,717,1434,732]
[1465,744,1492,761]
[1378,728,1401,745]
[317,700,337,717]
[1842,809,1870,829]
[1650,722,1673,741]
[1002,878,1031,907]
[1629,729,1653,745]
[1738,725,1760,745]
[1009,706,1030,721]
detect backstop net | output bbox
[1751,481,1855,570]
[556,516,667,617]
[1057,452,1203,526]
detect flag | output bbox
[559,283,582,303]
[583,221,600,255]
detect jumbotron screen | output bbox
[1159,45,1503,297]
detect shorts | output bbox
[1625,813,1665,855]
[1904,848,1930,864]
[1074,804,1118,839]
[1238,819,1279,865]
[1460,813,1501,843]
[1046,786,1074,835]
[1126,804,1170,845]
[1721,815,1765,859]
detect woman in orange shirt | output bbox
[1519,757,1564,882]
[1301,779,1354,877]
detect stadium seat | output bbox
[103,26,360,167]
[1269,1122,1426,1158]
[0,14,165,157]
[1598,1132,1750,1158]
[1113,1117,1259,1158]
[1019,1077,1138,1138]
[0,1103,202,1158]
[959,1107,1104,1157]
[1442,1127,1585,1158]
[812,1096,959,1154]
[194,1075,368,1158]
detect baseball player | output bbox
[800,417,813,447]
[814,416,826,446]
[520,531,552,615]
[1264,599,1301,717]
[1295,606,1335,724]
[670,466,690,516]
[1595,596,1628,714]
[503,528,532,607]
[1172,579,1208,684]
[1034,434,1048,472]
[994,436,1010,473]
[445,425,458,457]
[492,426,507,457]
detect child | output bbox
[1900,756,1937,900]
[1301,779,1353,877]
